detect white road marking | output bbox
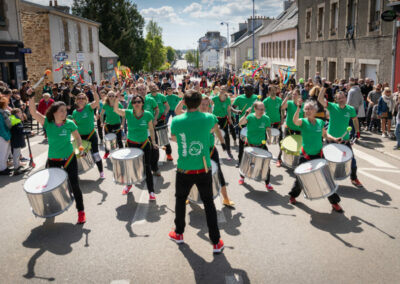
[358,169,400,191]
[225,273,243,284]
[353,148,397,169]
[358,168,400,173]
[131,188,150,225]
[110,280,130,284]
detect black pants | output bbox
[174,171,220,244]
[48,155,84,212]
[127,140,154,193]
[289,154,341,204]
[97,119,103,141]
[210,146,226,187]
[217,117,231,152]
[240,144,271,184]
[238,125,246,163]
[81,131,103,173]
[104,123,123,154]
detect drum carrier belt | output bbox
[217,116,229,128]
[85,128,96,141]
[301,147,322,161]
[177,168,211,175]
[127,138,150,149]
[105,124,121,134]
[49,151,75,169]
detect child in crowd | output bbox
[10,108,26,174]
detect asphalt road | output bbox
[1,130,400,284]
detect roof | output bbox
[230,24,266,48]
[258,2,298,37]
[21,0,101,26]
[99,42,118,58]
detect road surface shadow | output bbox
[357,135,384,149]
[296,202,395,250]
[80,178,108,205]
[337,186,397,209]
[242,183,296,216]
[179,244,250,284]
[22,218,90,281]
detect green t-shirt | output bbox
[72,104,94,135]
[233,94,258,119]
[246,113,271,145]
[103,103,122,125]
[327,102,356,141]
[300,118,325,155]
[171,111,216,170]
[286,101,304,132]
[147,93,167,119]
[166,94,181,112]
[209,114,219,147]
[263,96,282,123]
[128,96,158,118]
[212,96,231,117]
[44,118,77,159]
[125,110,154,143]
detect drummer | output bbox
[231,84,259,167]
[100,91,124,159]
[318,88,362,187]
[113,93,157,199]
[28,88,87,224]
[238,101,274,190]
[72,84,104,178]
[289,100,344,213]
[281,89,303,136]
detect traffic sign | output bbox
[54,52,68,61]
[381,10,398,22]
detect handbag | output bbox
[381,112,388,118]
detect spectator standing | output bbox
[366,84,382,130]
[0,96,11,175]
[378,87,395,138]
[9,108,26,174]
[347,81,364,138]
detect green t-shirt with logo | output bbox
[103,103,122,125]
[246,113,271,145]
[125,110,154,143]
[44,118,77,159]
[212,96,231,117]
[233,94,258,119]
[72,104,94,135]
[128,96,158,117]
[286,101,304,132]
[166,94,181,112]
[327,102,356,141]
[171,111,216,170]
[263,96,282,123]
[300,118,325,155]
[147,93,167,119]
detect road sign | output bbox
[54,52,68,61]
[77,53,85,62]
[381,10,397,22]
[19,48,32,54]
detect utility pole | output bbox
[252,0,255,62]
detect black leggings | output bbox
[217,117,231,152]
[97,118,103,141]
[127,140,154,193]
[81,131,103,173]
[240,144,271,184]
[210,146,226,187]
[48,155,84,212]
[104,123,123,154]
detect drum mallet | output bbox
[338,126,352,141]
[32,69,52,90]
[202,156,209,174]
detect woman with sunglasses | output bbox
[100,91,124,159]
[113,93,158,200]
[72,84,104,178]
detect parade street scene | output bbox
[1,0,400,283]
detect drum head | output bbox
[271,128,280,137]
[323,143,353,163]
[240,127,247,137]
[111,148,144,160]
[281,135,302,154]
[24,168,67,194]
[245,147,272,158]
[105,133,117,140]
[294,158,327,175]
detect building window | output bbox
[328,60,337,82]
[317,4,325,38]
[247,48,252,60]
[344,61,353,79]
[316,59,322,74]
[76,23,82,51]
[291,39,295,59]
[330,1,339,36]
[305,59,310,80]
[278,41,282,58]
[0,0,6,27]
[63,20,70,52]
[346,0,356,39]
[90,62,95,80]
[369,0,381,32]
[305,8,312,40]
[282,41,286,59]
[88,27,93,52]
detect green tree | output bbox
[185,51,195,65]
[144,20,166,71]
[72,0,146,71]
[166,46,176,63]
[146,19,162,38]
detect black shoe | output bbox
[235,163,240,168]
[0,169,11,175]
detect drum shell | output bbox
[270,129,280,145]
[76,151,94,174]
[239,147,272,181]
[24,168,74,218]
[188,161,220,204]
[155,125,169,147]
[323,144,353,180]
[111,150,145,185]
[281,150,300,169]
[294,159,338,200]
[240,127,247,142]
[104,133,117,152]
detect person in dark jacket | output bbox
[10,108,26,174]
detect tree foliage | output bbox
[166,46,176,63]
[144,20,166,72]
[185,51,195,65]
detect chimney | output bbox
[49,0,53,6]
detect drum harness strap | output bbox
[301,147,322,161]
[210,146,215,158]
[177,168,211,175]
[86,128,96,141]
[127,138,150,149]
[105,124,121,134]
[49,151,75,169]
[217,116,229,128]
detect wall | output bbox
[0,0,22,41]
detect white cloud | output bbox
[183,3,202,13]
[141,6,184,24]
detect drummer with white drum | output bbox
[28,88,87,224]
[238,101,274,190]
[289,100,344,213]
[318,88,363,187]
[281,89,303,137]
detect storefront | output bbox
[0,40,27,88]
[99,42,118,81]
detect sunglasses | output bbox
[132,100,142,104]
[108,95,115,98]
[77,97,86,100]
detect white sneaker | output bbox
[382,133,387,138]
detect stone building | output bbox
[297,0,393,84]
[198,31,227,70]
[19,0,101,87]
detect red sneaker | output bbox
[103,152,109,159]
[77,211,86,224]
[169,231,184,244]
[266,183,274,191]
[238,177,244,185]
[289,197,297,205]
[332,203,344,213]
[276,160,282,167]
[351,179,363,187]
[213,239,224,253]
[166,154,173,161]
[122,185,132,195]
[149,192,156,201]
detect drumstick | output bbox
[203,156,209,174]
[338,126,352,140]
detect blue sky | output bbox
[28,0,283,49]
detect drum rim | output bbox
[294,158,327,175]
[110,148,144,160]
[244,146,272,158]
[24,168,68,194]
[105,133,117,139]
[322,143,353,163]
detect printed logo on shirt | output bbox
[344,112,350,118]
[259,123,265,129]
[316,125,322,132]
[180,133,187,157]
[188,141,203,156]
[60,129,67,136]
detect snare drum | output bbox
[110,148,145,185]
[281,135,302,168]
[294,159,338,200]
[23,168,73,218]
[322,143,353,180]
[239,147,272,181]
[104,133,117,152]
[188,160,220,204]
[155,124,169,147]
[72,140,94,174]
[240,127,247,142]
[270,128,280,144]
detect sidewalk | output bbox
[357,130,400,161]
